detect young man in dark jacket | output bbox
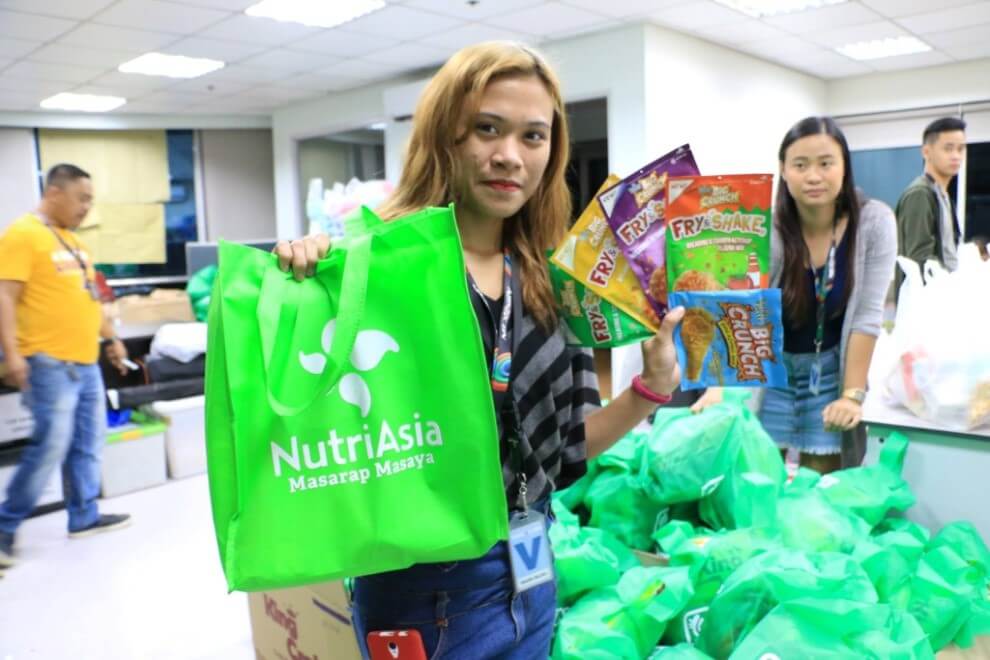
[894,117,967,296]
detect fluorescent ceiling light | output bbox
[714,0,846,18]
[836,36,931,61]
[368,122,386,130]
[40,93,126,113]
[119,52,224,79]
[245,0,385,28]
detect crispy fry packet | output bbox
[664,173,773,293]
[552,175,660,330]
[669,289,786,390]
[548,257,654,348]
[596,145,701,321]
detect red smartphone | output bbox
[366,630,428,660]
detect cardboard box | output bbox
[112,289,194,325]
[937,636,990,659]
[249,580,361,660]
[0,390,34,443]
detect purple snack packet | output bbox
[597,144,700,321]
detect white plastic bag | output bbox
[150,322,208,364]
[884,244,990,430]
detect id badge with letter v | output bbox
[507,510,554,594]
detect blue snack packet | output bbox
[669,289,786,390]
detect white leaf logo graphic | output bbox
[339,373,371,417]
[297,319,398,417]
[351,330,399,371]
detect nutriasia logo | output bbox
[716,302,776,383]
[298,319,399,417]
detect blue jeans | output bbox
[0,354,106,534]
[352,507,557,659]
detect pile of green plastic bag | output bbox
[551,394,990,659]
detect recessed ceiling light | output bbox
[368,122,386,130]
[245,0,385,29]
[119,52,225,79]
[714,0,846,18]
[40,93,126,113]
[836,36,932,61]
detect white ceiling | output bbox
[0,0,987,116]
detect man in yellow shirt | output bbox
[0,164,131,568]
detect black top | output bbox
[784,229,850,354]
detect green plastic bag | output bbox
[697,549,878,658]
[187,264,218,322]
[813,432,915,526]
[775,488,872,553]
[853,538,916,609]
[585,465,666,551]
[908,544,990,651]
[787,466,821,491]
[552,566,695,660]
[728,598,934,660]
[205,206,508,591]
[649,645,714,659]
[927,521,990,578]
[655,473,781,644]
[550,498,640,606]
[874,517,931,546]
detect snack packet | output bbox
[549,258,654,348]
[596,145,700,321]
[664,174,773,293]
[552,176,659,330]
[668,289,786,390]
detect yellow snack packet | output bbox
[551,176,660,332]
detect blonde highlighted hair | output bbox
[377,41,572,332]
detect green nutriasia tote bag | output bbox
[205,205,509,591]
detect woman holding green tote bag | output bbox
[276,42,684,659]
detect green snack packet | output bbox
[549,256,654,348]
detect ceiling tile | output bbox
[942,41,990,60]
[419,22,536,51]
[549,18,621,40]
[197,96,279,113]
[403,0,535,20]
[87,70,179,92]
[27,44,137,68]
[317,58,405,79]
[693,19,791,46]
[58,24,179,52]
[859,0,978,19]
[925,24,990,49]
[0,75,66,95]
[3,60,106,84]
[868,49,954,71]
[198,14,319,45]
[735,35,812,60]
[116,98,196,113]
[486,2,613,36]
[362,42,449,67]
[0,89,46,110]
[191,63,286,84]
[0,38,42,59]
[278,71,362,91]
[238,48,338,73]
[562,0,686,18]
[235,84,313,101]
[0,9,77,41]
[70,83,149,98]
[896,3,990,35]
[794,57,874,79]
[288,28,396,57]
[161,37,268,63]
[649,1,749,33]
[93,0,230,33]
[137,89,218,106]
[764,3,884,34]
[159,0,256,9]
[0,0,116,19]
[806,20,910,49]
[342,5,465,39]
[0,58,12,70]
[166,75,253,95]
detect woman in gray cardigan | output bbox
[693,117,896,474]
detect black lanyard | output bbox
[38,215,98,300]
[468,252,529,509]
[810,227,837,357]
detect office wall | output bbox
[0,128,39,231]
[199,128,277,241]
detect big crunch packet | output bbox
[596,145,700,321]
[664,173,773,293]
[549,258,654,348]
[668,289,786,390]
[552,176,659,330]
